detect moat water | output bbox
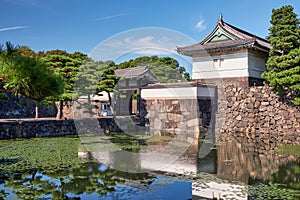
[0,135,299,199]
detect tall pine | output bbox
[262,5,300,105]
[42,50,87,118]
[96,62,119,111]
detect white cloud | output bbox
[195,18,206,32]
[0,26,29,32]
[89,27,196,61]
[95,13,128,20]
[103,36,176,55]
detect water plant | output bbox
[248,182,300,200]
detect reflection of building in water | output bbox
[217,136,300,184]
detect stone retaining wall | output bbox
[144,98,212,143]
[0,119,77,139]
[0,93,57,118]
[219,84,300,146]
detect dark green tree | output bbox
[42,50,87,118]
[74,59,111,116]
[117,56,190,82]
[0,42,64,118]
[96,62,119,111]
[76,59,111,95]
[262,5,300,105]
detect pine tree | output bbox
[262,5,300,105]
[42,50,87,118]
[116,56,190,82]
[0,42,64,118]
[96,62,119,111]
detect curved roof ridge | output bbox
[222,21,269,43]
[177,16,271,55]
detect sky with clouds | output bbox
[0,0,299,65]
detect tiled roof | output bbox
[141,81,215,89]
[177,16,271,56]
[114,66,149,78]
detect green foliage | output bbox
[0,42,65,117]
[96,62,119,105]
[75,59,111,95]
[42,50,88,101]
[17,99,26,106]
[262,5,300,105]
[0,189,8,199]
[0,92,8,100]
[116,56,190,82]
[0,42,64,101]
[39,99,53,106]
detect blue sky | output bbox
[1,0,299,64]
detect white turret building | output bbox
[177,15,271,87]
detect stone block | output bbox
[158,113,167,120]
[177,121,187,129]
[259,106,267,112]
[187,118,199,127]
[153,118,162,130]
[254,101,260,108]
[236,115,242,121]
[261,102,269,106]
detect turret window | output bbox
[213,58,224,68]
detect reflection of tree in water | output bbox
[0,137,155,199]
[2,162,157,199]
[3,162,121,199]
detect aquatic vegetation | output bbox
[247,182,300,200]
[0,136,189,199]
[0,137,151,199]
[0,137,91,175]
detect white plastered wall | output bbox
[192,49,249,80]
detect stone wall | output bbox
[193,77,264,139]
[0,117,144,139]
[0,119,77,139]
[0,93,57,119]
[219,84,300,146]
[0,91,78,120]
[144,98,212,143]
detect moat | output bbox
[0,135,299,199]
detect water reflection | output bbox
[216,140,300,185]
[1,134,299,199]
[1,160,192,199]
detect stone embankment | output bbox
[220,84,300,146]
[145,99,212,143]
[0,94,56,118]
[0,119,77,139]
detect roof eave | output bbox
[178,42,270,56]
